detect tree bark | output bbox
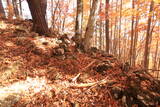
[12,0,20,18]
[153,40,159,70]
[132,3,140,67]
[51,0,60,30]
[6,0,13,19]
[19,0,23,17]
[75,0,83,40]
[105,0,109,54]
[129,0,135,66]
[118,0,122,59]
[27,0,49,35]
[0,0,5,18]
[144,1,154,69]
[99,1,102,50]
[84,0,100,51]
[113,1,118,55]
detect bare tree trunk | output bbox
[0,0,5,18]
[51,0,60,30]
[157,58,160,79]
[144,0,154,69]
[105,0,109,53]
[19,0,22,17]
[12,0,20,18]
[153,41,159,70]
[118,0,122,59]
[132,4,140,67]
[113,1,118,56]
[84,0,100,51]
[129,0,135,66]
[27,0,49,35]
[75,0,83,39]
[99,20,102,50]
[6,0,13,19]
[99,0,102,50]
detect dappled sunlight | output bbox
[33,36,61,50]
[0,21,7,29]
[0,21,16,30]
[0,76,52,100]
[4,41,16,47]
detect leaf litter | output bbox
[0,19,160,107]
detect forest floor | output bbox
[0,19,160,107]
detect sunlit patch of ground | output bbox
[0,76,53,107]
[4,41,16,47]
[0,21,17,30]
[33,36,61,51]
[0,58,23,85]
[0,21,8,29]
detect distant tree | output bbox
[105,0,109,53]
[12,0,20,18]
[27,0,49,35]
[6,0,13,19]
[75,0,83,40]
[0,0,5,18]
[129,0,135,66]
[19,0,22,17]
[144,0,154,69]
[84,0,100,51]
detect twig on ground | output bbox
[70,78,115,88]
[81,60,96,72]
[72,73,81,82]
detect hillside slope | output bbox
[0,19,160,107]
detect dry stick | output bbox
[70,78,115,88]
[71,60,96,82]
[80,60,97,72]
[72,73,81,82]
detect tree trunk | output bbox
[129,0,135,66]
[6,0,13,19]
[51,0,60,30]
[0,0,5,18]
[99,1,102,50]
[153,40,159,70]
[27,0,49,35]
[113,1,118,56]
[84,0,100,51]
[19,0,22,17]
[12,0,20,18]
[144,0,154,69]
[105,0,109,53]
[75,0,83,39]
[132,3,140,67]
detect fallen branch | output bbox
[80,60,96,72]
[71,73,81,82]
[70,78,115,88]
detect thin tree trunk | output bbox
[129,0,135,66]
[51,0,60,30]
[113,1,118,55]
[105,0,109,53]
[99,0,102,50]
[153,41,159,70]
[12,0,20,18]
[157,59,160,79]
[19,0,22,17]
[75,0,83,39]
[118,0,122,59]
[6,0,13,19]
[0,0,5,18]
[144,0,154,69]
[132,6,140,67]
